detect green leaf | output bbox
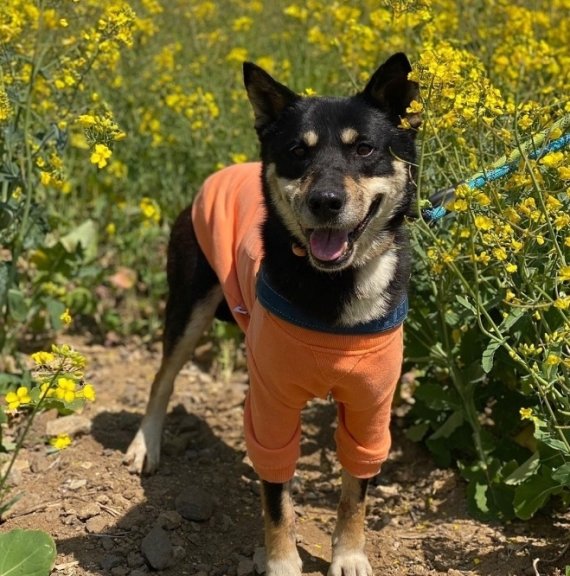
[414,381,461,410]
[405,422,429,442]
[46,299,66,331]
[7,289,28,322]
[469,480,490,515]
[552,463,570,486]
[534,425,570,453]
[60,219,98,262]
[456,294,477,314]
[499,307,525,331]
[0,529,56,576]
[504,453,540,485]
[513,473,560,520]
[481,339,501,374]
[430,409,464,440]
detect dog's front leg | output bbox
[262,480,303,576]
[329,470,372,576]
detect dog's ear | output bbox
[362,53,421,128]
[243,62,299,133]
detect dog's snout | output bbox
[307,189,346,219]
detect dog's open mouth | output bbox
[306,195,382,266]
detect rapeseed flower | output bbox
[90,144,112,168]
[5,387,32,410]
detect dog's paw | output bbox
[265,552,303,576]
[124,428,160,475]
[328,551,372,576]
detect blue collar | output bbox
[256,267,408,335]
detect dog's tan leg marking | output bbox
[124,286,223,474]
[329,470,372,576]
[262,482,303,576]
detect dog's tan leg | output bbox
[329,470,372,576]
[124,286,223,474]
[262,481,303,576]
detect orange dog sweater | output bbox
[192,163,405,483]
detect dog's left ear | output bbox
[363,53,421,128]
[243,62,299,134]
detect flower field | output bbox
[0,0,569,540]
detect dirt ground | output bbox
[1,335,568,576]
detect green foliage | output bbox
[0,529,56,576]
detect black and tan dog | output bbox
[125,53,420,576]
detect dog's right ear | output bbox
[243,62,299,133]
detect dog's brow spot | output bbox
[340,128,359,145]
[302,131,319,147]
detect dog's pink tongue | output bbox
[309,229,348,261]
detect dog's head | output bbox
[244,53,420,272]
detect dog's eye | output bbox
[356,143,374,157]
[290,144,307,159]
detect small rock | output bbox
[100,555,122,571]
[253,547,266,574]
[67,478,87,491]
[85,515,110,534]
[157,510,183,530]
[373,484,400,499]
[102,538,115,551]
[111,567,129,576]
[175,486,214,522]
[237,556,254,576]
[78,503,101,521]
[29,455,51,473]
[141,525,175,570]
[127,551,146,568]
[46,414,92,437]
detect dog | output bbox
[125,52,420,576]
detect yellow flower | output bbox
[50,434,72,450]
[230,153,248,164]
[55,377,76,403]
[31,351,55,365]
[5,387,32,410]
[90,144,112,169]
[505,263,518,274]
[139,197,161,223]
[60,308,72,326]
[78,383,96,402]
[540,151,564,168]
[545,353,560,366]
[474,215,493,231]
[559,266,570,282]
[226,47,248,63]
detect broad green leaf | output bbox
[504,453,539,485]
[513,474,560,520]
[469,481,490,515]
[7,288,28,322]
[552,463,570,486]
[46,298,66,330]
[0,529,56,576]
[60,219,98,262]
[534,426,570,453]
[405,422,429,442]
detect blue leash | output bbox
[421,132,570,223]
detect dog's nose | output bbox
[307,190,346,219]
